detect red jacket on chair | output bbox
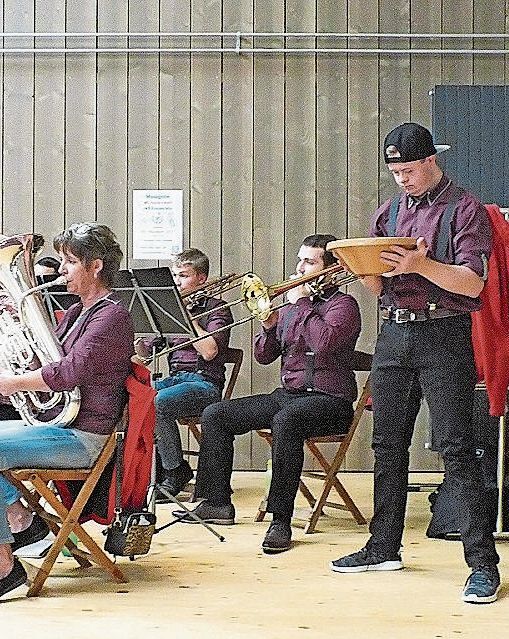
[56,362,156,524]
[471,204,509,416]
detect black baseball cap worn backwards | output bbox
[383,122,450,164]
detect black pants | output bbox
[368,315,499,568]
[194,387,353,518]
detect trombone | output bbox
[147,263,359,360]
[182,272,246,306]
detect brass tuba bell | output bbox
[0,234,80,425]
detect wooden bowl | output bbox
[327,237,417,275]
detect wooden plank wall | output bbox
[1,0,508,470]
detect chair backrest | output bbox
[222,347,244,400]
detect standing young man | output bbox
[330,123,501,604]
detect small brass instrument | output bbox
[0,234,80,425]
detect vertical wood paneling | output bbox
[473,1,506,84]
[345,0,381,471]
[0,5,3,227]
[64,0,97,226]
[127,1,160,270]
[251,5,285,400]
[162,1,195,457]
[2,1,34,234]
[222,2,254,468]
[284,1,316,267]
[96,1,128,261]
[506,1,509,83]
[34,1,65,245]
[189,1,222,268]
[378,0,410,204]
[159,1,191,253]
[316,1,348,239]
[441,0,473,83]
[410,1,442,126]
[0,0,508,469]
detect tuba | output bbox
[0,234,80,425]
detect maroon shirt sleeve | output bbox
[254,324,281,365]
[253,291,361,399]
[282,295,361,355]
[41,304,134,391]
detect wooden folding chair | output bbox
[179,347,244,451]
[255,350,372,533]
[2,427,127,597]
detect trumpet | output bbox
[148,263,359,359]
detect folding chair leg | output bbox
[298,479,316,508]
[304,440,366,531]
[255,476,317,523]
[304,478,366,533]
[7,474,93,569]
[255,496,268,522]
[26,475,126,596]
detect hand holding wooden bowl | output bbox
[327,237,418,276]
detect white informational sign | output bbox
[132,189,184,260]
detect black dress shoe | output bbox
[176,500,235,525]
[261,520,292,554]
[157,461,194,499]
[0,558,28,597]
[11,515,50,552]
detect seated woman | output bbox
[0,223,134,598]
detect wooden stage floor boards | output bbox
[3,472,508,639]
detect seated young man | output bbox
[177,234,361,554]
[136,249,233,498]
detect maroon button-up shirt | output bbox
[164,296,233,391]
[370,175,492,312]
[41,296,134,435]
[254,289,361,402]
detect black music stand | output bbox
[113,267,225,541]
[37,274,80,326]
[114,267,196,338]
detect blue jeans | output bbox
[155,372,221,471]
[368,315,499,568]
[0,421,92,545]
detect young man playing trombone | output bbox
[135,249,233,498]
[176,234,361,553]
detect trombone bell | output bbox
[240,263,348,322]
[241,273,272,321]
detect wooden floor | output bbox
[3,472,509,638]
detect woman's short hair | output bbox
[53,223,123,287]
[302,234,338,267]
[173,248,210,277]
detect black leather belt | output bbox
[380,307,466,323]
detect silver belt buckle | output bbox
[394,308,409,323]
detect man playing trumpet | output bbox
[176,234,361,554]
[135,249,233,498]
